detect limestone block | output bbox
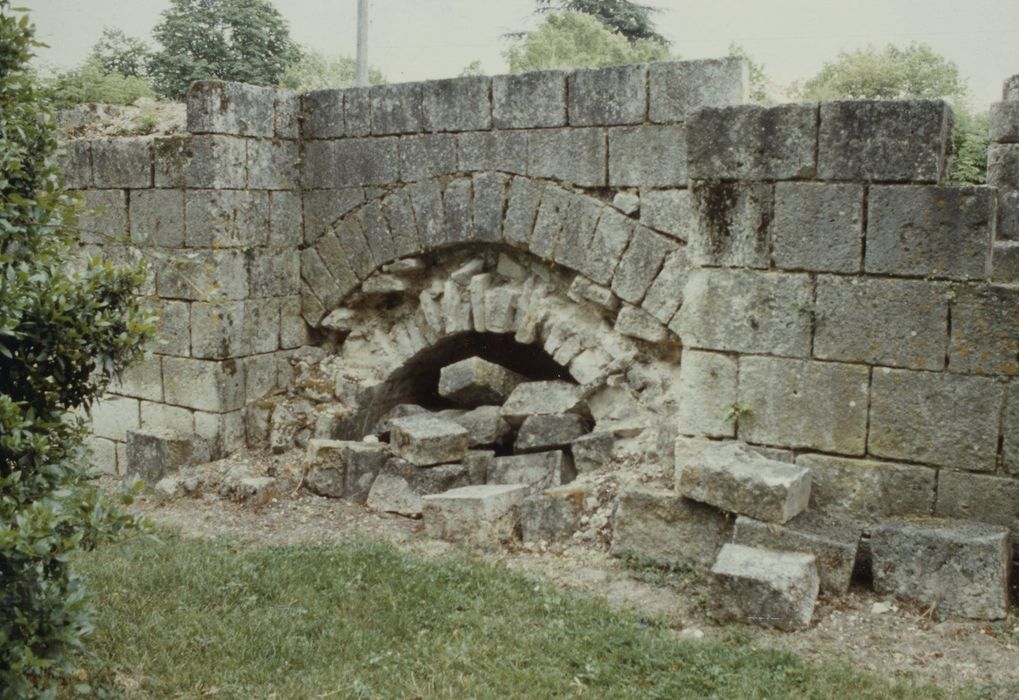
[249,248,299,298]
[949,284,1019,376]
[390,414,470,466]
[493,70,567,129]
[243,352,278,400]
[639,189,693,242]
[503,176,543,248]
[359,199,398,266]
[483,286,520,334]
[869,367,1002,470]
[269,193,309,251]
[302,137,400,188]
[184,190,269,248]
[86,436,118,475]
[140,401,194,436]
[572,431,614,473]
[343,86,372,137]
[641,248,689,325]
[399,134,457,181]
[153,135,246,189]
[989,101,1019,143]
[771,182,862,273]
[155,249,249,300]
[79,189,127,245]
[489,451,573,493]
[520,485,586,542]
[934,470,1019,537]
[301,89,345,138]
[515,414,587,453]
[553,193,603,273]
[614,305,667,343]
[871,518,1011,620]
[992,241,1019,283]
[147,299,190,356]
[649,58,748,123]
[677,441,811,524]
[186,81,275,136]
[367,459,469,516]
[501,381,586,426]
[672,269,812,356]
[1006,74,1019,101]
[110,354,164,402]
[611,488,733,571]
[689,181,773,268]
[422,484,530,545]
[421,75,491,132]
[300,248,344,310]
[609,125,687,187]
[732,514,859,595]
[464,450,495,486]
[91,396,140,441]
[190,300,279,359]
[796,454,936,522]
[456,130,528,174]
[988,143,1019,189]
[125,428,210,485]
[382,189,422,257]
[569,64,647,126]
[60,139,92,189]
[195,409,245,458]
[1006,384,1019,474]
[439,357,524,407]
[247,139,299,190]
[443,406,512,448]
[613,191,640,215]
[527,184,569,260]
[329,216,374,280]
[866,186,992,280]
[688,103,817,180]
[527,127,607,187]
[818,100,952,182]
[370,82,424,135]
[304,440,350,499]
[302,188,365,245]
[91,137,152,188]
[472,172,508,244]
[162,356,246,412]
[274,88,300,138]
[709,544,819,631]
[568,276,619,311]
[676,350,737,439]
[443,177,474,246]
[343,442,389,504]
[407,178,446,250]
[611,225,676,304]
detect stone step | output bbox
[422,484,530,545]
[438,356,525,407]
[488,450,574,494]
[389,414,470,466]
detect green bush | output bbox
[42,57,154,109]
[0,3,153,696]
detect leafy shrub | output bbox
[279,48,385,92]
[42,57,154,109]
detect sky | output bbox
[21,0,1019,109]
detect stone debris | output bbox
[572,431,614,472]
[389,414,470,466]
[371,403,430,440]
[520,484,587,542]
[515,413,588,453]
[501,380,588,425]
[489,450,574,493]
[709,543,820,631]
[612,190,641,215]
[443,405,512,447]
[438,356,525,407]
[366,458,468,517]
[422,484,530,545]
[125,428,210,484]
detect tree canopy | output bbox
[90,27,151,78]
[279,48,386,92]
[536,0,668,46]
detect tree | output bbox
[43,57,154,109]
[279,48,385,92]
[0,3,152,695]
[89,27,151,78]
[536,0,668,46]
[148,0,301,100]
[506,10,669,73]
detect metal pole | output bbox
[356,0,369,87]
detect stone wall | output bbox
[65,60,1019,542]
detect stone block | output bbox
[443,177,474,246]
[568,275,619,311]
[186,80,275,136]
[140,401,194,435]
[358,198,397,265]
[247,138,299,189]
[677,440,811,523]
[493,70,567,129]
[611,225,676,304]
[482,286,520,334]
[672,269,812,356]
[649,58,748,123]
[796,454,936,522]
[527,184,569,260]
[771,182,863,273]
[86,436,118,474]
[569,64,647,126]
[300,89,345,138]
[609,125,687,187]
[382,189,423,257]
[125,428,210,485]
[515,414,587,453]
[300,248,344,310]
[464,450,495,485]
[195,409,244,458]
[155,249,249,301]
[302,188,365,244]
[370,82,424,135]
[676,350,737,438]
[421,75,491,132]
[709,544,819,631]
[146,299,190,356]
[60,139,92,189]
[162,356,245,412]
[818,100,952,182]
[614,304,666,343]
[472,172,508,244]
[988,143,1019,189]
[501,381,587,426]
[688,103,817,180]
[527,127,606,187]
[331,215,375,279]
[612,191,640,215]
[444,405,512,448]
[439,357,525,407]
[79,189,127,245]
[1005,74,1019,102]
[934,470,1019,536]
[992,241,1019,283]
[91,396,140,441]
[989,101,1019,143]
[456,130,528,174]
[390,414,470,466]
[399,134,457,181]
[302,138,400,188]
[343,86,372,137]
[869,368,1002,470]
[422,484,530,545]
[190,300,279,359]
[639,189,693,242]
[689,181,773,268]
[343,442,389,504]
[407,178,446,250]
[871,518,1011,620]
[91,137,151,188]
[572,431,614,472]
[552,193,603,273]
[612,488,733,571]
[814,276,948,371]
[129,189,183,247]
[184,190,269,248]
[249,248,299,298]
[1006,384,1019,474]
[732,514,859,595]
[367,459,469,517]
[153,135,246,189]
[949,284,1019,376]
[738,356,869,455]
[866,186,992,280]
[640,248,688,325]
[489,451,573,493]
[110,354,164,402]
[502,176,543,248]
[520,485,586,542]
[274,88,299,138]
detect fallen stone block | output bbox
[521,484,587,542]
[489,451,574,493]
[871,517,1011,620]
[438,356,525,407]
[464,449,495,485]
[611,488,733,571]
[501,380,587,426]
[572,431,614,472]
[366,458,468,517]
[444,405,512,447]
[422,484,530,545]
[709,543,819,631]
[390,414,470,466]
[515,413,588,453]
[732,514,860,595]
[305,439,388,503]
[125,429,210,485]
[230,476,278,506]
[677,441,811,524]
[371,403,429,439]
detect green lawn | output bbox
[68,534,961,699]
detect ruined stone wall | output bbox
[64,60,1019,541]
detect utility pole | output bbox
[356,0,369,87]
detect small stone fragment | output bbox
[515,413,588,453]
[438,356,525,407]
[612,191,640,215]
[389,413,470,466]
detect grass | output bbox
[68,534,963,699]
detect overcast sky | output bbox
[22,0,1019,108]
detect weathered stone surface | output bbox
[443,177,474,246]
[190,300,279,359]
[796,454,936,522]
[162,357,245,412]
[90,396,139,441]
[358,198,398,265]
[572,431,614,473]
[421,76,491,132]
[153,135,246,188]
[367,459,469,516]
[677,440,811,523]
[407,178,446,250]
[934,470,1019,536]
[521,485,586,542]
[186,80,275,136]
[771,182,862,272]
[866,186,993,280]
[641,248,689,325]
[609,125,687,187]
[492,70,567,129]
[301,89,344,138]
[422,484,529,545]
[871,518,1011,620]
[689,181,772,268]
[110,355,164,402]
[553,193,603,272]
[527,128,606,187]
[569,64,646,126]
[676,350,737,438]
[268,191,302,248]
[992,241,1019,283]
[738,356,869,455]
[78,189,127,245]
[127,189,183,247]
[125,428,209,484]
[688,104,817,180]
[1006,384,1019,474]
[568,275,619,311]
[813,276,947,370]
[515,413,587,453]
[613,304,667,343]
[328,441,388,504]
[649,58,748,123]
[184,190,269,248]
[305,438,349,498]
[988,143,1019,189]
[611,225,676,304]
[302,188,364,245]
[502,176,542,248]
[949,284,1019,376]
[868,368,1002,471]
[639,189,693,242]
[733,514,860,595]
[612,488,733,570]
[341,86,371,136]
[370,82,423,134]
[501,381,586,425]
[92,138,152,188]
[672,269,812,356]
[472,172,508,244]
[489,451,573,493]
[247,139,298,189]
[390,414,469,466]
[818,100,952,182]
[612,191,640,215]
[249,248,299,298]
[60,139,92,189]
[302,137,399,188]
[989,101,1019,143]
[456,131,528,174]
[464,449,495,486]
[399,134,456,181]
[709,544,819,631]
[1005,74,1019,101]
[443,405,512,448]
